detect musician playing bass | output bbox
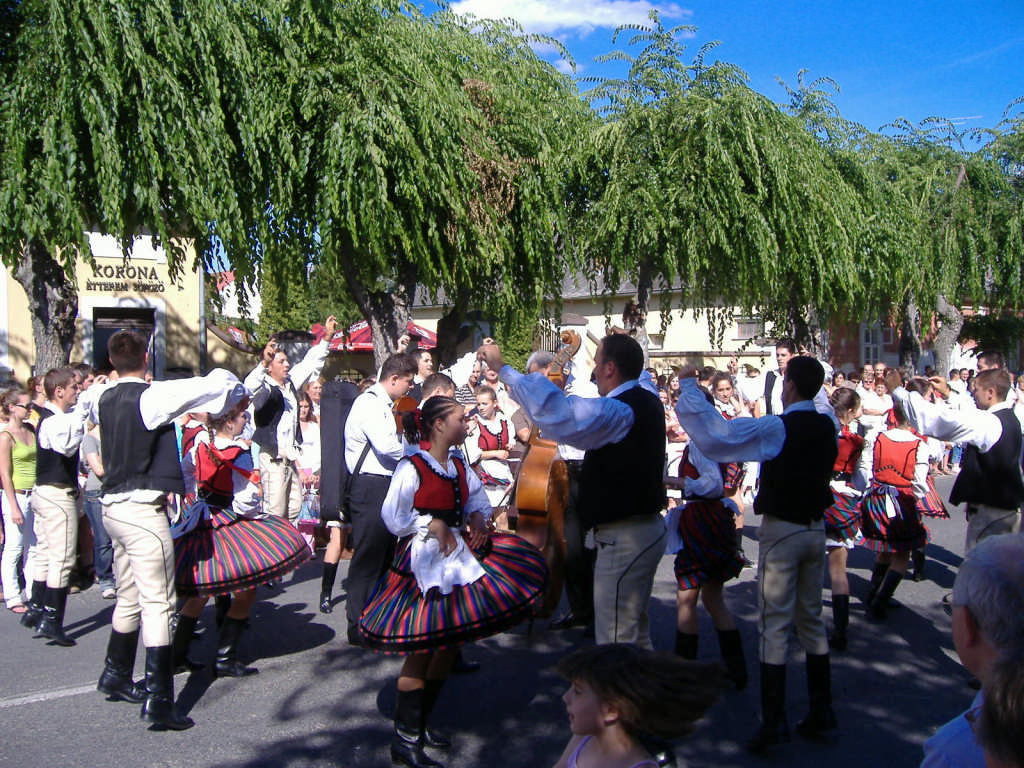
[477,334,666,649]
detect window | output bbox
[734,316,764,340]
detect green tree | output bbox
[265,1,588,368]
[0,0,271,371]
[571,16,887,355]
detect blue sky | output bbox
[435,0,1023,138]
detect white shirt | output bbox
[244,341,329,461]
[344,383,404,476]
[297,421,321,475]
[36,401,88,458]
[891,387,1006,453]
[381,449,491,595]
[500,365,636,451]
[86,370,247,504]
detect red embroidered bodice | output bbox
[872,432,919,490]
[409,453,471,528]
[476,420,509,451]
[833,426,865,475]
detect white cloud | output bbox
[553,58,578,75]
[449,0,689,36]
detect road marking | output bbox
[0,683,97,709]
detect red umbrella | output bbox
[313,320,436,352]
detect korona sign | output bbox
[86,263,166,293]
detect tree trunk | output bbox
[435,288,471,367]
[932,294,963,378]
[787,306,830,360]
[12,239,78,373]
[624,258,653,368]
[337,239,417,371]
[898,294,922,376]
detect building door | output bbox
[93,307,155,374]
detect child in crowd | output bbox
[551,644,723,768]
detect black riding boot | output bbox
[796,653,838,740]
[867,570,903,621]
[391,688,443,768]
[97,629,146,703]
[829,594,850,651]
[421,678,452,749]
[911,548,926,582]
[140,646,195,730]
[20,580,46,629]
[736,528,754,567]
[674,631,698,660]
[320,562,339,614]
[746,663,790,754]
[171,614,205,674]
[35,586,75,646]
[214,617,258,678]
[716,628,748,690]
[214,594,232,627]
[863,561,889,609]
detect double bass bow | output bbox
[510,329,582,617]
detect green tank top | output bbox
[3,431,36,491]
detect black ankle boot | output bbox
[736,529,754,567]
[34,587,75,646]
[674,631,698,660]
[98,629,146,703]
[830,594,850,651]
[746,663,790,754]
[864,561,889,609]
[421,678,452,750]
[716,628,748,690]
[214,617,258,678]
[320,562,339,614]
[20,580,46,629]
[171,614,205,675]
[867,571,903,621]
[141,646,194,730]
[391,688,443,768]
[796,653,838,740]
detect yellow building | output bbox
[1,233,251,382]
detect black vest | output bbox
[35,408,78,486]
[754,409,837,524]
[763,371,778,415]
[579,385,665,528]
[98,382,185,496]
[950,408,1024,510]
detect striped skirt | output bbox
[918,476,950,519]
[824,490,862,546]
[174,504,310,597]
[358,532,548,654]
[860,484,929,553]
[671,499,743,590]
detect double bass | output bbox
[511,330,582,618]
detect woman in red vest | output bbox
[859,391,930,621]
[359,396,547,768]
[170,397,309,678]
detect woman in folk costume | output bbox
[170,394,309,678]
[664,386,747,691]
[709,372,753,566]
[463,384,516,510]
[859,385,930,621]
[822,387,864,650]
[358,396,547,768]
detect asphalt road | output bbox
[0,473,976,768]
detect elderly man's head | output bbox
[950,534,1024,684]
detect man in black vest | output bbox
[674,356,838,753]
[244,317,336,526]
[86,331,245,730]
[478,334,666,649]
[889,367,1024,550]
[24,367,85,646]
